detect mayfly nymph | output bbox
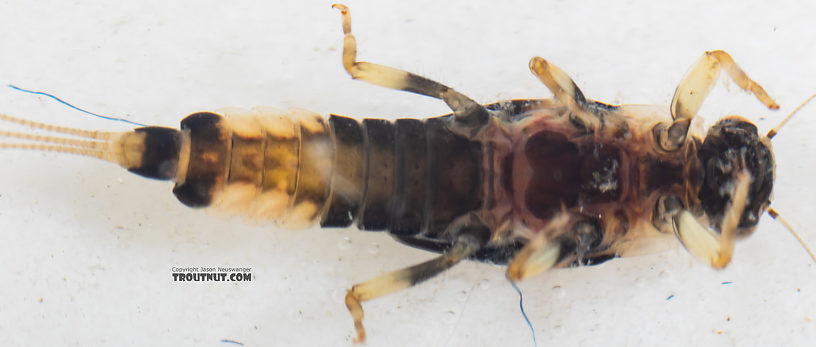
[1,4,812,343]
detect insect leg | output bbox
[344,224,488,343]
[658,50,780,151]
[529,57,590,112]
[674,170,750,269]
[332,4,488,127]
[528,57,603,130]
[506,214,572,281]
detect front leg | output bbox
[673,170,751,269]
[657,51,779,151]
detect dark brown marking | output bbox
[357,119,395,231]
[523,131,623,220]
[390,118,427,235]
[321,115,365,227]
[128,126,180,180]
[424,117,482,237]
[172,112,230,207]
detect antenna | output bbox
[766,93,816,139]
[767,207,816,264]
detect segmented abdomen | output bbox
[171,107,482,237]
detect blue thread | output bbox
[666,294,675,300]
[8,84,145,127]
[220,339,244,345]
[511,281,537,347]
[721,281,733,285]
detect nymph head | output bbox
[697,117,774,236]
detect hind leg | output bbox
[344,224,488,342]
[332,4,488,126]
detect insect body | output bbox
[0,4,808,344]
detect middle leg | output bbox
[507,214,606,281]
[528,57,615,133]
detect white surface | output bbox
[0,1,814,346]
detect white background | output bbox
[0,1,815,346]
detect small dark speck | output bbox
[797,288,801,292]
[666,294,675,301]
[721,281,733,285]
[221,339,244,346]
